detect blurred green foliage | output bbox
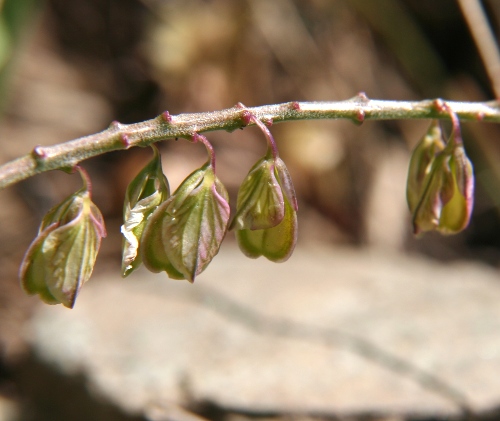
[0,0,39,115]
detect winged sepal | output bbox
[141,162,230,282]
[275,157,298,212]
[437,143,474,234]
[230,155,285,231]
[121,145,170,276]
[233,151,298,262]
[20,174,106,308]
[406,120,446,214]
[236,188,297,262]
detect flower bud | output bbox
[20,169,106,308]
[233,153,298,262]
[407,122,474,236]
[141,162,230,282]
[121,145,170,276]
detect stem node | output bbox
[120,134,131,148]
[354,109,365,125]
[109,121,124,130]
[236,103,252,127]
[161,111,172,123]
[32,146,47,161]
[433,98,446,113]
[355,91,370,102]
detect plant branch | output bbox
[1,95,500,191]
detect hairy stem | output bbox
[1,95,500,190]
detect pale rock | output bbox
[24,243,500,419]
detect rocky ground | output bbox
[2,241,500,421]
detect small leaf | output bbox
[20,174,106,308]
[121,145,170,276]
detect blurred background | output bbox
[1,0,500,420]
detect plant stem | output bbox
[192,133,216,170]
[439,101,463,146]
[458,0,500,99]
[248,113,280,161]
[1,95,500,191]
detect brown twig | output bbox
[1,96,500,191]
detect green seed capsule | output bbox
[141,162,230,282]
[121,145,170,276]
[233,151,298,262]
[20,169,106,308]
[407,121,474,236]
